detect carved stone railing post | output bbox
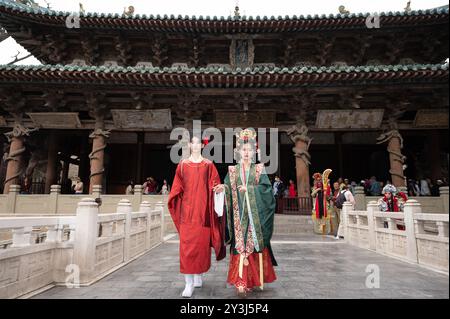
[117,199,132,262]
[45,225,58,243]
[49,184,61,214]
[440,186,449,214]
[133,184,143,211]
[73,198,99,284]
[404,199,420,263]
[6,184,20,214]
[342,202,353,241]
[11,226,33,247]
[354,186,366,210]
[366,201,378,250]
[139,201,152,250]
[155,201,165,241]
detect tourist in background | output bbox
[288,179,297,198]
[73,177,84,194]
[143,177,158,194]
[125,180,134,195]
[160,179,170,195]
[369,176,381,196]
[420,178,431,196]
[20,176,31,194]
[272,175,284,198]
[431,179,443,196]
[334,183,355,240]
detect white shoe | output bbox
[194,274,203,288]
[181,275,195,298]
[335,236,340,240]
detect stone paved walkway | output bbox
[32,234,449,299]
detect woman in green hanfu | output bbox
[214,128,277,296]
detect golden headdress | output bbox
[236,128,257,147]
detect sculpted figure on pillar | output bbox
[3,123,38,193]
[376,129,406,187]
[286,123,312,168]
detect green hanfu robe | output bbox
[223,163,277,267]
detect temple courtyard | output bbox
[30,234,449,299]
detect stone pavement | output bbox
[32,234,449,299]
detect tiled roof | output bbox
[0,63,447,88]
[1,0,448,32]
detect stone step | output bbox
[274,215,314,234]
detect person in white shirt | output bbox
[335,184,355,240]
[419,179,431,196]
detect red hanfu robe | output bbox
[314,183,331,219]
[168,158,226,274]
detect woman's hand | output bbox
[213,184,225,193]
[237,185,247,193]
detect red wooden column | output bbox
[377,130,406,188]
[287,124,312,214]
[3,124,33,194]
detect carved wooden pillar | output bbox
[287,124,312,213]
[86,93,110,194]
[377,130,406,187]
[3,124,35,194]
[44,131,58,193]
[89,122,110,194]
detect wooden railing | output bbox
[276,196,312,215]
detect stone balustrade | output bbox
[0,197,164,299]
[343,199,449,273]
[352,186,449,214]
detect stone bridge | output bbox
[0,196,448,299]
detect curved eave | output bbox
[0,64,448,88]
[0,1,449,33]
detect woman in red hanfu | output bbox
[311,170,332,234]
[215,129,277,297]
[168,136,226,298]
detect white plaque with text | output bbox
[316,109,384,129]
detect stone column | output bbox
[376,130,406,188]
[45,131,58,193]
[88,124,110,194]
[73,197,99,284]
[3,124,36,194]
[117,199,132,262]
[286,124,312,213]
[403,199,420,263]
[354,186,366,211]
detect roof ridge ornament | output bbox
[338,5,350,15]
[405,1,412,14]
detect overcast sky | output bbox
[0,0,448,65]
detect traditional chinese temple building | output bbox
[0,0,448,209]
